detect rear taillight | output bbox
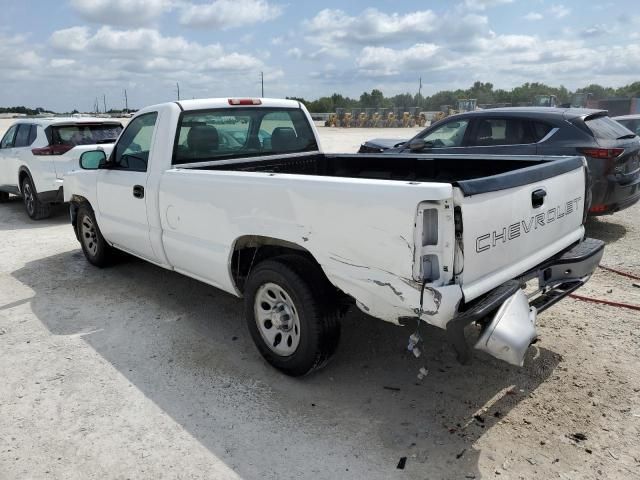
[228,98,262,105]
[32,145,73,156]
[579,147,624,174]
[579,148,624,159]
[589,204,610,214]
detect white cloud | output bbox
[48,26,264,77]
[50,26,91,51]
[179,0,282,29]
[304,7,489,58]
[69,0,173,26]
[356,44,440,76]
[524,12,543,21]
[0,34,43,73]
[550,4,571,18]
[287,48,302,59]
[463,0,513,11]
[305,8,438,45]
[50,58,76,68]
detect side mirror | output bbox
[79,150,107,170]
[408,138,427,151]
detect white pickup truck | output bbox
[64,98,604,376]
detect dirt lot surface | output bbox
[0,127,639,479]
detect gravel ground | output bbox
[0,126,639,479]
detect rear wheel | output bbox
[244,256,341,376]
[21,177,51,220]
[0,192,9,203]
[77,204,113,267]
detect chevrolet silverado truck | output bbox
[0,118,122,219]
[63,98,604,376]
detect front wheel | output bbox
[21,177,51,220]
[244,256,341,376]
[76,204,114,267]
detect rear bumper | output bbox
[590,172,640,215]
[446,237,604,365]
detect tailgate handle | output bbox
[532,189,546,208]
[133,185,145,199]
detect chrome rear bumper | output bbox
[447,237,604,366]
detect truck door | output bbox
[96,112,158,262]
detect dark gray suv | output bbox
[359,108,640,215]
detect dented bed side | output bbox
[157,169,465,329]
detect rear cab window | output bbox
[585,115,635,140]
[48,124,123,147]
[173,107,317,164]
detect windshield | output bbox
[173,107,317,164]
[50,124,122,146]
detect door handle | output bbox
[531,188,546,208]
[133,185,145,199]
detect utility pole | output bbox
[124,89,128,113]
[176,82,180,101]
[103,94,107,114]
[261,71,264,98]
[418,77,423,98]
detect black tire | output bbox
[0,191,9,203]
[244,255,341,376]
[76,204,114,267]
[21,176,51,220]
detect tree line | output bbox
[288,81,640,113]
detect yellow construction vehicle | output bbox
[343,111,352,128]
[358,111,368,128]
[325,113,338,127]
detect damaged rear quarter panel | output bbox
[159,170,462,327]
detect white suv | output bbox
[0,118,122,219]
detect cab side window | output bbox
[0,125,18,149]
[420,120,470,148]
[468,118,535,146]
[111,112,158,172]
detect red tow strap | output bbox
[568,265,640,312]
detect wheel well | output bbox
[18,169,31,192]
[231,236,309,292]
[230,236,346,304]
[69,196,91,239]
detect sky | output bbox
[0,0,638,111]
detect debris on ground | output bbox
[396,457,407,469]
[569,433,588,442]
[383,386,401,392]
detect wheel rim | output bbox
[80,215,99,257]
[254,282,301,357]
[23,182,34,215]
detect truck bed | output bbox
[182,153,583,196]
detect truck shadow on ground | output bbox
[585,216,627,243]
[0,196,68,231]
[12,250,561,480]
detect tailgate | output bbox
[456,157,587,301]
